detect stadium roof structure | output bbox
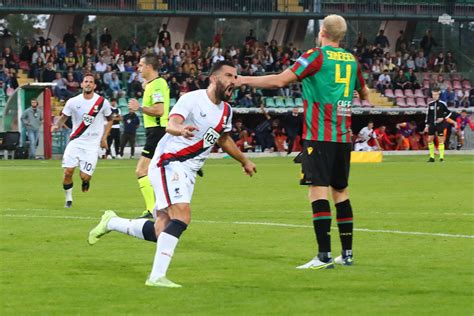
[1,0,473,21]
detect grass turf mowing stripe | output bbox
[2,213,473,239]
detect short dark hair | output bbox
[141,53,159,71]
[83,72,95,81]
[461,109,467,114]
[209,60,235,75]
[368,120,374,124]
[110,97,117,102]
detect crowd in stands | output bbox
[1,23,473,153]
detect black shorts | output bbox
[427,122,448,136]
[300,140,351,190]
[142,126,166,159]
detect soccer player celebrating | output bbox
[455,110,474,150]
[236,14,368,269]
[128,54,170,218]
[88,61,257,287]
[424,88,457,162]
[51,74,113,208]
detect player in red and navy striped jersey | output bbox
[237,15,369,269]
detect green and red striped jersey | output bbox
[290,45,366,143]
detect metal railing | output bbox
[1,0,473,20]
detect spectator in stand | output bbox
[63,27,77,53]
[20,40,34,63]
[128,38,140,53]
[407,68,420,90]
[120,107,140,159]
[65,72,80,95]
[31,46,45,65]
[64,51,76,69]
[84,28,94,48]
[382,58,396,73]
[395,30,409,53]
[420,29,438,58]
[406,55,415,71]
[168,76,180,99]
[441,86,456,107]
[434,52,445,73]
[3,69,19,96]
[158,24,171,46]
[371,59,382,80]
[95,57,107,72]
[115,58,125,72]
[374,30,390,50]
[42,38,53,54]
[107,73,125,98]
[395,121,417,150]
[456,89,469,108]
[212,49,225,64]
[30,56,44,81]
[245,29,257,46]
[182,57,197,74]
[94,73,105,95]
[129,74,144,98]
[374,125,394,150]
[283,107,302,155]
[354,32,367,53]
[236,85,254,108]
[415,51,427,72]
[393,70,410,90]
[100,27,112,48]
[255,104,275,152]
[42,62,56,82]
[53,72,72,100]
[376,69,391,93]
[174,66,188,83]
[445,52,457,73]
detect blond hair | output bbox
[322,15,347,42]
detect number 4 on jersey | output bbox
[335,64,352,97]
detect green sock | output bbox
[138,176,155,212]
[439,143,445,159]
[428,142,435,159]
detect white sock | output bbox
[149,232,179,281]
[65,188,73,202]
[107,217,148,240]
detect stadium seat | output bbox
[463,80,472,89]
[394,89,404,97]
[384,89,395,98]
[406,97,416,107]
[423,73,431,81]
[284,98,295,108]
[265,97,275,107]
[295,98,303,107]
[453,80,462,90]
[451,73,461,81]
[416,97,427,107]
[352,98,361,107]
[361,99,372,107]
[414,89,425,98]
[170,98,176,108]
[118,97,127,107]
[396,97,406,107]
[405,89,414,98]
[274,97,285,108]
[423,80,430,89]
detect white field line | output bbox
[2,208,472,217]
[1,213,473,239]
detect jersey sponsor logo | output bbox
[327,51,356,62]
[82,114,95,126]
[152,92,164,103]
[174,187,182,198]
[200,111,207,117]
[203,127,220,148]
[296,57,309,67]
[171,172,179,182]
[337,103,352,117]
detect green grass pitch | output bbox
[1,156,473,315]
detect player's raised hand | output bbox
[180,125,198,139]
[242,160,257,177]
[128,98,140,111]
[51,124,59,133]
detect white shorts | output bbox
[354,142,375,152]
[148,161,197,212]
[62,143,99,176]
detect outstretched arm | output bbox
[51,114,69,132]
[217,132,256,177]
[237,69,297,89]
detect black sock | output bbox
[63,183,73,190]
[142,220,157,242]
[336,199,353,257]
[164,219,188,238]
[312,200,331,260]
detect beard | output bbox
[216,80,234,102]
[83,86,93,94]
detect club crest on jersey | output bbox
[171,172,179,182]
[93,104,99,113]
[174,187,182,198]
[307,147,313,155]
[82,114,95,126]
